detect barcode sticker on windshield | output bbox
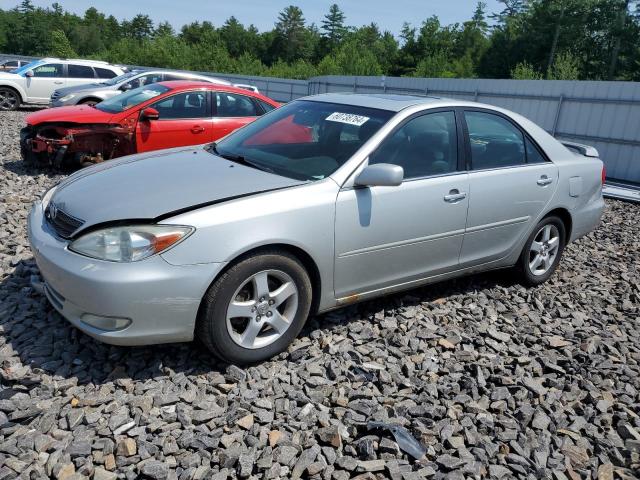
[326,112,370,126]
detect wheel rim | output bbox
[528,224,560,276]
[226,269,299,349]
[0,90,17,110]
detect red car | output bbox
[20,81,282,168]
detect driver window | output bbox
[150,92,208,119]
[369,111,458,179]
[32,63,63,77]
[126,73,163,89]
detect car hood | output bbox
[0,71,20,79]
[50,145,305,234]
[26,105,116,125]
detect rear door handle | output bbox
[191,126,205,134]
[537,175,553,186]
[444,190,467,203]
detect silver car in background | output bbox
[49,69,235,107]
[28,94,605,364]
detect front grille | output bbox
[45,203,84,239]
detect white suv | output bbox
[0,58,125,111]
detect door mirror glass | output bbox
[24,70,34,77]
[355,163,404,187]
[141,107,160,120]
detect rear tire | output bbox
[516,215,566,286]
[197,250,312,364]
[0,87,20,111]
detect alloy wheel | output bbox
[226,269,299,349]
[0,90,18,110]
[528,224,560,276]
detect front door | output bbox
[25,63,65,102]
[136,90,214,152]
[459,110,558,266]
[334,110,469,298]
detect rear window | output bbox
[95,67,117,79]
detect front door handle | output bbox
[537,175,553,186]
[53,81,63,85]
[444,190,467,203]
[191,126,205,134]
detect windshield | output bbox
[212,100,393,181]
[13,60,42,75]
[102,70,139,86]
[96,83,170,113]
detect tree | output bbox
[273,6,311,62]
[321,4,347,52]
[511,61,544,79]
[122,14,154,41]
[155,21,175,38]
[50,29,76,58]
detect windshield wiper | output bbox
[206,143,274,174]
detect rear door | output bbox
[136,90,214,152]
[459,109,558,267]
[24,63,65,102]
[212,91,263,140]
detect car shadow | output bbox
[2,159,64,179]
[0,254,518,392]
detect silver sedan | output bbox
[28,94,605,364]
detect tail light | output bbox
[601,165,606,184]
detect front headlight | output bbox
[59,93,76,102]
[69,225,193,262]
[41,186,57,209]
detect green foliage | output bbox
[511,61,544,79]
[50,29,75,58]
[0,1,638,81]
[548,51,580,80]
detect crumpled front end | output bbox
[20,123,136,169]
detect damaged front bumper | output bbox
[20,123,135,169]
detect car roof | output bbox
[157,80,266,97]
[300,93,461,112]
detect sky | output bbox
[6,0,505,36]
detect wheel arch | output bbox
[0,84,24,103]
[543,207,573,243]
[78,97,102,105]
[198,242,323,319]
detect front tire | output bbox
[516,215,566,286]
[0,87,20,111]
[197,251,312,364]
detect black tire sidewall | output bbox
[518,216,566,286]
[0,88,19,111]
[201,252,312,364]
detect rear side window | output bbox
[370,111,458,179]
[215,92,259,117]
[258,99,276,114]
[32,63,63,77]
[4,61,18,67]
[95,67,117,79]
[525,137,547,163]
[68,64,95,78]
[465,111,526,170]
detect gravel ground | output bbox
[1,109,639,480]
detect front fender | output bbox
[0,80,26,101]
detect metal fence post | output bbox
[552,95,564,136]
[474,89,479,101]
[353,77,357,92]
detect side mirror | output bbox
[119,83,132,91]
[141,107,159,121]
[25,70,34,78]
[354,163,404,187]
